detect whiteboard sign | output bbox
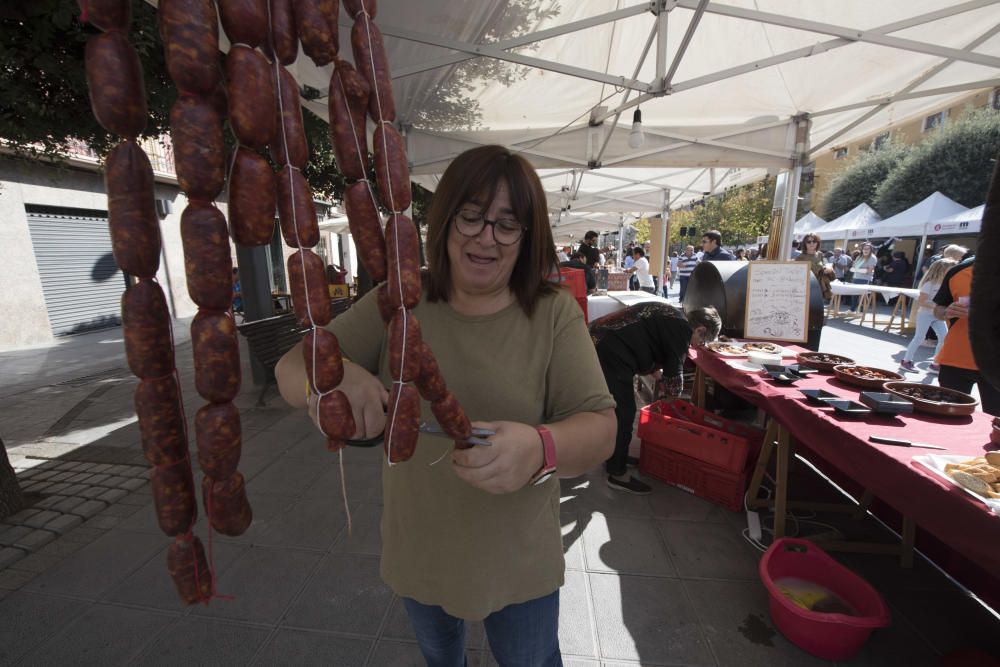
[744,261,810,342]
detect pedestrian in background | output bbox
[900,258,956,372]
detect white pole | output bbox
[658,189,669,296]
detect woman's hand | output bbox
[308,359,389,440]
[451,421,544,494]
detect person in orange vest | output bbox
[932,256,999,415]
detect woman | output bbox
[276,145,616,666]
[794,233,834,300]
[848,242,877,311]
[900,258,956,372]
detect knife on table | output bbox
[868,435,948,451]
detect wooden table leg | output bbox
[773,424,791,538]
[901,516,916,568]
[745,420,778,510]
[885,294,907,333]
[692,367,706,408]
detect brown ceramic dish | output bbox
[833,365,904,390]
[882,381,979,417]
[796,352,855,373]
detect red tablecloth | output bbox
[690,347,999,575]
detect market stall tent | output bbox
[928,203,985,235]
[812,203,883,244]
[793,211,827,239]
[860,191,968,239]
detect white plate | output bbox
[735,341,796,358]
[706,343,748,357]
[913,454,1000,514]
[724,359,765,373]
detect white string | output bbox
[339,448,353,535]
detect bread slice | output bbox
[952,471,991,497]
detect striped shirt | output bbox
[677,254,699,278]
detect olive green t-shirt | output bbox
[330,287,615,620]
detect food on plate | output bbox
[795,352,855,371]
[836,366,901,381]
[706,342,744,355]
[889,384,977,404]
[743,342,782,354]
[944,457,1000,499]
[986,450,1000,467]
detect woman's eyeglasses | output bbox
[453,208,525,245]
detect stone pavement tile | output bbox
[262,413,318,438]
[36,537,88,558]
[133,616,271,666]
[121,477,148,491]
[69,499,108,519]
[246,457,327,496]
[0,546,27,569]
[382,595,487,649]
[34,494,69,510]
[283,552,392,635]
[43,482,72,495]
[240,429,298,461]
[116,500,163,533]
[60,483,90,497]
[212,492,296,544]
[5,508,42,525]
[580,513,676,577]
[646,483,732,523]
[105,540,246,610]
[25,528,165,599]
[97,487,129,504]
[240,407,290,432]
[252,628,373,666]
[249,492,347,551]
[0,525,33,547]
[45,513,85,535]
[681,579,830,667]
[7,552,61,574]
[13,528,57,552]
[50,495,87,514]
[23,510,60,529]
[588,572,714,665]
[85,473,111,486]
[18,603,177,667]
[84,515,121,530]
[886,589,1000,658]
[191,545,322,624]
[303,459,383,504]
[559,569,599,659]
[561,511,586,571]
[330,502,382,556]
[0,591,90,664]
[559,473,655,520]
[100,501,145,519]
[74,485,106,500]
[657,519,760,581]
[60,525,105,543]
[0,568,37,590]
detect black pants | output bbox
[939,365,1000,416]
[597,343,637,477]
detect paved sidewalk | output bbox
[0,321,997,665]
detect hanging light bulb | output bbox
[628,108,644,149]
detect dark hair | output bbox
[801,233,821,247]
[702,229,722,244]
[584,230,599,241]
[424,145,557,315]
[632,247,645,258]
[571,250,586,261]
[687,306,722,341]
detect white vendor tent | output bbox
[861,191,968,239]
[187,0,1000,258]
[792,211,827,239]
[928,203,985,235]
[813,203,883,242]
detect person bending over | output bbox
[589,303,721,494]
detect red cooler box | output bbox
[557,267,588,322]
[637,400,764,511]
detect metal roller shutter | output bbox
[26,209,128,336]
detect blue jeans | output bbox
[679,276,690,302]
[403,590,562,667]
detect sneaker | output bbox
[607,475,652,495]
[900,360,916,372]
[929,363,940,372]
[626,455,641,467]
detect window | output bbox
[834,147,848,160]
[871,131,890,151]
[923,111,946,132]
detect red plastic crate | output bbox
[639,441,751,512]
[637,400,762,473]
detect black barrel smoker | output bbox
[683,261,825,351]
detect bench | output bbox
[236,297,354,405]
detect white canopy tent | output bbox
[928,203,985,235]
[859,191,968,238]
[792,211,827,239]
[812,203,883,242]
[205,0,1000,256]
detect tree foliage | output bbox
[666,177,775,249]
[821,139,910,220]
[873,107,1000,216]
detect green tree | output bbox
[821,139,910,219]
[662,177,774,249]
[874,107,1000,216]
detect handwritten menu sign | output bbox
[744,261,810,342]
